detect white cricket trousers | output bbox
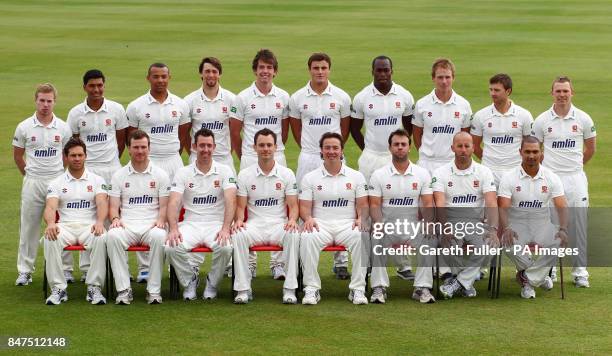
[232,222,299,291]
[505,220,560,287]
[17,175,72,274]
[357,148,391,183]
[107,221,167,294]
[555,171,589,278]
[300,219,367,292]
[442,224,487,290]
[44,222,107,290]
[166,221,232,288]
[370,233,435,289]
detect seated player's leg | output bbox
[333,220,368,304]
[198,222,232,299]
[106,224,138,304]
[411,234,436,303]
[80,226,108,304]
[43,223,78,304]
[166,221,202,300]
[300,222,333,305]
[142,226,168,304]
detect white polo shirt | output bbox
[13,114,72,178]
[532,105,596,175]
[67,98,128,167]
[289,82,351,154]
[47,169,107,224]
[299,164,368,221]
[413,90,472,162]
[109,161,171,222]
[351,82,415,153]
[431,161,496,221]
[171,161,236,223]
[369,162,432,221]
[184,87,235,158]
[230,83,289,157]
[498,165,564,222]
[126,91,190,159]
[237,162,297,224]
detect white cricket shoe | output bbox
[86,285,106,305]
[203,277,218,300]
[183,272,199,301]
[46,287,68,305]
[412,287,436,304]
[574,276,590,288]
[462,286,477,298]
[541,276,554,291]
[234,290,251,304]
[271,265,286,280]
[349,289,368,305]
[15,272,32,286]
[282,288,297,304]
[64,271,75,284]
[146,293,163,304]
[302,288,320,305]
[115,288,134,305]
[370,286,386,304]
[521,284,536,299]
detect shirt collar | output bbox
[431,89,457,105]
[65,169,90,181]
[192,161,219,176]
[32,114,59,128]
[199,87,224,102]
[371,82,397,96]
[127,160,153,175]
[252,82,278,98]
[306,81,333,96]
[450,160,475,176]
[146,91,174,105]
[256,161,280,177]
[491,101,517,117]
[519,166,544,180]
[321,163,346,177]
[83,98,109,113]
[550,104,577,120]
[390,161,415,176]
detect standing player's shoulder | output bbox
[473,104,493,120]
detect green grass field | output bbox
[1,0,611,354]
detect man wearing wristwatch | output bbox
[498,136,569,299]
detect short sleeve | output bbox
[497,171,513,199]
[46,179,60,199]
[230,95,244,121]
[126,102,140,128]
[402,91,415,117]
[582,113,596,140]
[13,123,25,148]
[178,100,190,125]
[299,174,314,201]
[368,171,383,197]
[354,172,368,198]
[62,124,72,146]
[531,116,544,142]
[285,170,298,196]
[281,94,290,119]
[549,173,565,199]
[158,171,171,198]
[67,108,80,134]
[351,93,364,120]
[461,102,473,128]
[521,110,534,136]
[223,168,237,190]
[412,101,424,128]
[94,176,108,196]
[288,94,301,119]
[170,169,186,194]
[109,171,122,198]
[236,171,248,197]
[481,167,497,194]
[114,104,129,130]
[420,170,433,195]
[340,92,351,118]
[430,168,444,192]
[470,113,483,136]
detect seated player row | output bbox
[14,50,595,294]
[41,128,572,306]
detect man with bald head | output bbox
[431,132,499,299]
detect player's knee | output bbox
[107,228,122,244]
[149,228,167,245]
[218,244,233,257]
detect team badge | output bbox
[427,112,432,118]
[330,102,336,109]
[251,185,256,190]
[488,122,493,128]
[386,184,391,190]
[572,125,578,132]
[251,104,256,110]
[62,188,67,193]
[145,113,150,119]
[303,104,308,110]
[196,108,202,114]
[214,180,220,188]
[346,183,352,190]
[512,121,518,128]
[105,118,112,126]
[87,185,93,192]
[149,181,156,188]
[81,121,87,127]
[125,182,130,188]
[368,104,374,109]
[222,106,228,113]
[31,136,36,142]
[541,186,548,193]
[454,111,460,118]
[395,101,401,108]
[188,182,194,189]
[276,182,282,190]
[548,127,552,133]
[473,180,479,188]
[516,186,521,192]
[276,102,282,109]
[317,185,322,191]
[448,181,453,187]
[172,111,177,117]
[54,135,60,142]
[412,182,418,190]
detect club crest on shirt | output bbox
[541,186,548,193]
[105,118,112,126]
[275,182,282,190]
[276,102,282,109]
[454,111,460,118]
[473,180,479,188]
[214,180,220,188]
[54,135,60,142]
[87,185,93,192]
[149,181,156,188]
[395,101,401,108]
[172,111,177,117]
[346,183,352,190]
[330,102,336,109]
[412,182,418,190]
[512,121,518,128]
[572,125,578,132]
